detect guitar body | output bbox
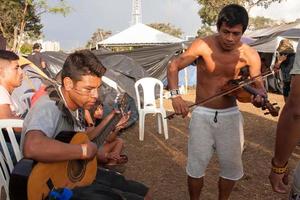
[10,133,97,200]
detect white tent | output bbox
[97,23,183,47]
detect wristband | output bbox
[271,158,288,174]
[169,89,180,98]
[81,144,88,159]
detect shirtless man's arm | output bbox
[168,39,205,117]
[245,46,267,106]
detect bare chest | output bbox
[197,51,248,79]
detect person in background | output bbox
[88,102,128,169]
[274,39,296,102]
[269,40,300,200]
[27,43,50,76]
[0,50,23,119]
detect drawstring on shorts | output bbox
[214,111,218,123]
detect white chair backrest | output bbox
[20,92,34,110]
[0,152,10,199]
[102,76,124,94]
[0,119,23,173]
[134,77,163,110]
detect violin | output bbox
[166,67,280,120]
[226,79,280,117]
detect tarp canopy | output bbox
[41,51,149,100]
[245,21,300,39]
[247,21,300,53]
[93,42,187,80]
[98,23,184,47]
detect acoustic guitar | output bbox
[9,132,97,200]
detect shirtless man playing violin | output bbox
[167,4,266,200]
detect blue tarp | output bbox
[163,65,197,87]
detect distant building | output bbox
[41,41,60,52]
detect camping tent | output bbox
[97,23,183,47]
[247,21,300,53]
[246,21,300,93]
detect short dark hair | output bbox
[61,50,106,84]
[33,43,42,50]
[0,50,19,61]
[217,4,249,33]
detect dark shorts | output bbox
[72,168,149,200]
[283,81,291,97]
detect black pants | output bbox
[72,168,148,200]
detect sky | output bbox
[41,0,300,51]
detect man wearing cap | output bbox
[27,43,49,76]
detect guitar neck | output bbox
[93,113,122,146]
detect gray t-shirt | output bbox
[290,40,300,75]
[20,94,80,152]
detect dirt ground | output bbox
[121,90,298,200]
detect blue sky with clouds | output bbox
[41,0,300,50]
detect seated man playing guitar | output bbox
[20,50,152,200]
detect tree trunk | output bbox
[13,1,28,53]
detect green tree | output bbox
[0,0,71,52]
[86,28,112,48]
[20,42,33,54]
[249,16,280,30]
[195,0,285,26]
[197,25,215,37]
[147,23,183,38]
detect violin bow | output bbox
[165,69,275,119]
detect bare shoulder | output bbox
[241,44,260,64]
[185,37,211,56]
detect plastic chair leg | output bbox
[162,112,169,140]
[139,112,145,141]
[157,113,162,134]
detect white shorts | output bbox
[186,106,244,180]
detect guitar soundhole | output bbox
[67,160,87,182]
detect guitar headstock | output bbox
[113,93,129,114]
[262,100,280,117]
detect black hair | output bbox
[0,50,19,61]
[217,4,249,33]
[61,50,106,84]
[33,43,42,50]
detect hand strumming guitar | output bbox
[83,141,98,160]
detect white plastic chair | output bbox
[134,77,168,141]
[0,152,10,200]
[20,92,34,110]
[0,119,23,173]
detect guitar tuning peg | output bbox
[272,103,278,106]
[264,112,270,115]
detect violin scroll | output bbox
[262,101,280,117]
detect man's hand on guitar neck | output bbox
[115,111,131,131]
